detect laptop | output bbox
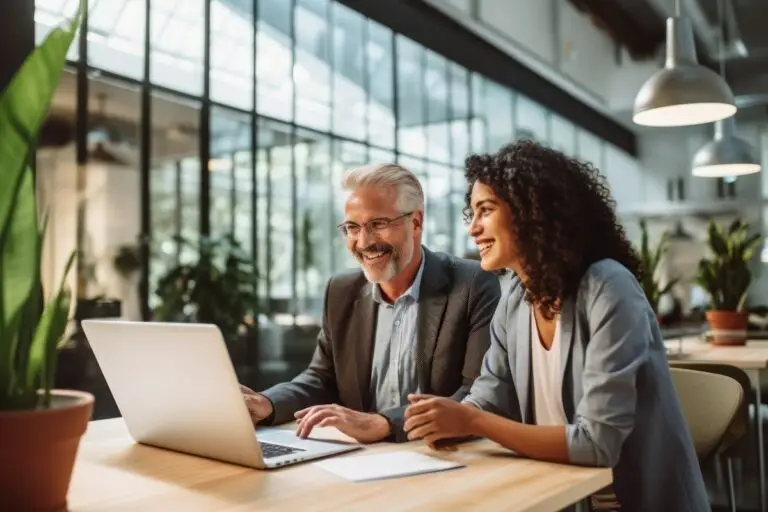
[81,319,362,469]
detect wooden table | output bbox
[67,418,612,511]
[665,337,768,512]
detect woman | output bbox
[403,140,708,512]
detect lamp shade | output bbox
[692,117,761,177]
[633,17,736,127]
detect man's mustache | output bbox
[355,243,393,257]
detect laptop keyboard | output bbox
[259,441,305,459]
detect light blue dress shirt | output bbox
[368,254,425,411]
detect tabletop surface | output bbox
[67,418,612,512]
[664,337,768,370]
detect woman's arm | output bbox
[461,283,521,419]
[472,410,570,463]
[406,264,651,468]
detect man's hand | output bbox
[240,385,274,425]
[404,394,479,448]
[294,404,391,444]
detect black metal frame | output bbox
[139,0,152,320]
[200,0,212,238]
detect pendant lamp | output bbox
[692,117,760,177]
[632,0,736,127]
[691,0,760,178]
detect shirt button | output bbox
[395,320,401,326]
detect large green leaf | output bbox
[0,167,38,335]
[0,5,83,240]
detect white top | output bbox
[531,310,568,426]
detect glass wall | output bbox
[34,0,628,329]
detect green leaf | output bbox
[26,251,75,400]
[708,223,728,257]
[0,168,38,336]
[0,307,23,401]
[0,3,83,250]
[41,286,72,407]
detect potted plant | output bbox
[696,219,762,346]
[0,2,92,510]
[636,219,678,322]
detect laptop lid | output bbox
[82,319,266,468]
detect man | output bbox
[241,163,500,443]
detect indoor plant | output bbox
[637,219,678,320]
[0,2,92,510]
[154,234,257,344]
[696,219,761,346]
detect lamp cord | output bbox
[718,0,725,78]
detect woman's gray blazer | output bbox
[465,259,710,512]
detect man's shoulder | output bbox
[326,267,368,296]
[426,249,499,294]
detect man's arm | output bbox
[379,268,502,442]
[462,277,520,419]
[453,268,502,401]
[259,280,339,425]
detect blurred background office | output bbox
[4,0,768,428]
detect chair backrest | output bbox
[669,367,743,461]
[669,362,752,458]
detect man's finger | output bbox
[240,385,260,396]
[295,403,336,419]
[407,393,434,403]
[297,409,339,438]
[316,416,340,429]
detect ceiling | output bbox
[571,0,768,115]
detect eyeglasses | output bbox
[337,212,413,239]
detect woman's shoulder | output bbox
[577,258,644,306]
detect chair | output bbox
[670,367,745,512]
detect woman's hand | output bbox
[404,394,480,447]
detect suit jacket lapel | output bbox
[559,297,576,421]
[353,284,377,412]
[515,300,531,423]
[416,249,449,393]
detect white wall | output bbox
[477,0,555,64]
[426,0,658,112]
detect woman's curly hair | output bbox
[464,139,642,319]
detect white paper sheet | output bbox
[314,451,465,482]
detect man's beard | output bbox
[355,236,414,284]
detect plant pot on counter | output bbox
[706,310,748,346]
[0,390,94,511]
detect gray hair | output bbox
[341,163,425,212]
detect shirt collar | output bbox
[371,252,426,304]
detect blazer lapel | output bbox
[416,249,449,393]
[353,284,377,412]
[515,300,531,423]
[558,297,577,421]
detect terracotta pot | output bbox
[706,310,749,346]
[0,390,93,511]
